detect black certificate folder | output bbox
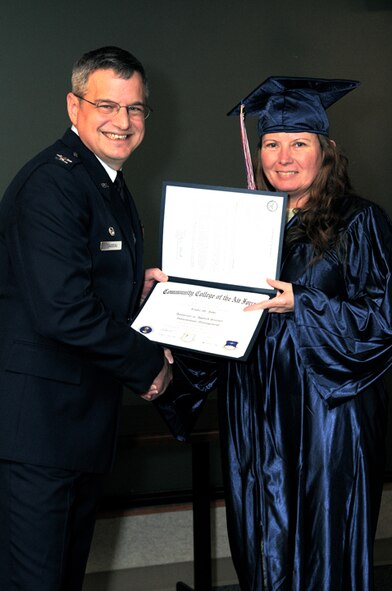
[131,182,287,360]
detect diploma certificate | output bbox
[132,182,287,359]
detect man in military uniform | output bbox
[0,46,172,590]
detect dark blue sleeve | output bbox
[155,352,218,441]
[288,205,392,405]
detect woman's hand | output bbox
[244,279,294,313]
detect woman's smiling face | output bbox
[260,132,323,207]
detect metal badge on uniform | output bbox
[55,154,73,165]
[100,241,122,251]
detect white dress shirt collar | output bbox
[71,125,119,182]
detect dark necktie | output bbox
[114,170,126,201]
[114,170,137,243]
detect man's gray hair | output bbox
[71,46,149,97]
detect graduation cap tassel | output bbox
[240,104,256,190]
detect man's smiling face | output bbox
[67,68,146,170]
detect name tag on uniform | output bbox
[100,241,122,251]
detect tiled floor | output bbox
[84,540,392,591]
[84,486,392,591]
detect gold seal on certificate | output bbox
[132,182,287,360]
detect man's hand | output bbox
[140,348,174,401]
[244,279,294,314]
[140,268,168,305]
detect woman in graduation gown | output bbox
[157,76,392,591]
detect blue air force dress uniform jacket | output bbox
[0,128,164,473]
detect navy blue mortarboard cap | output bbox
[227,76,360,137]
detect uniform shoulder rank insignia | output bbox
[55,153,73,165]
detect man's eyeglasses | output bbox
[74,94,152,120]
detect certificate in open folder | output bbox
[131,182,287,360]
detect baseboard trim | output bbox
[374,537,392,566]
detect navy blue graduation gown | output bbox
[157,196,392,591]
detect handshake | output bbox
[139,267,174,402]
[141,348,173,402]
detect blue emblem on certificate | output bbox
[224,340,238,350]
[139,326,153,334]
